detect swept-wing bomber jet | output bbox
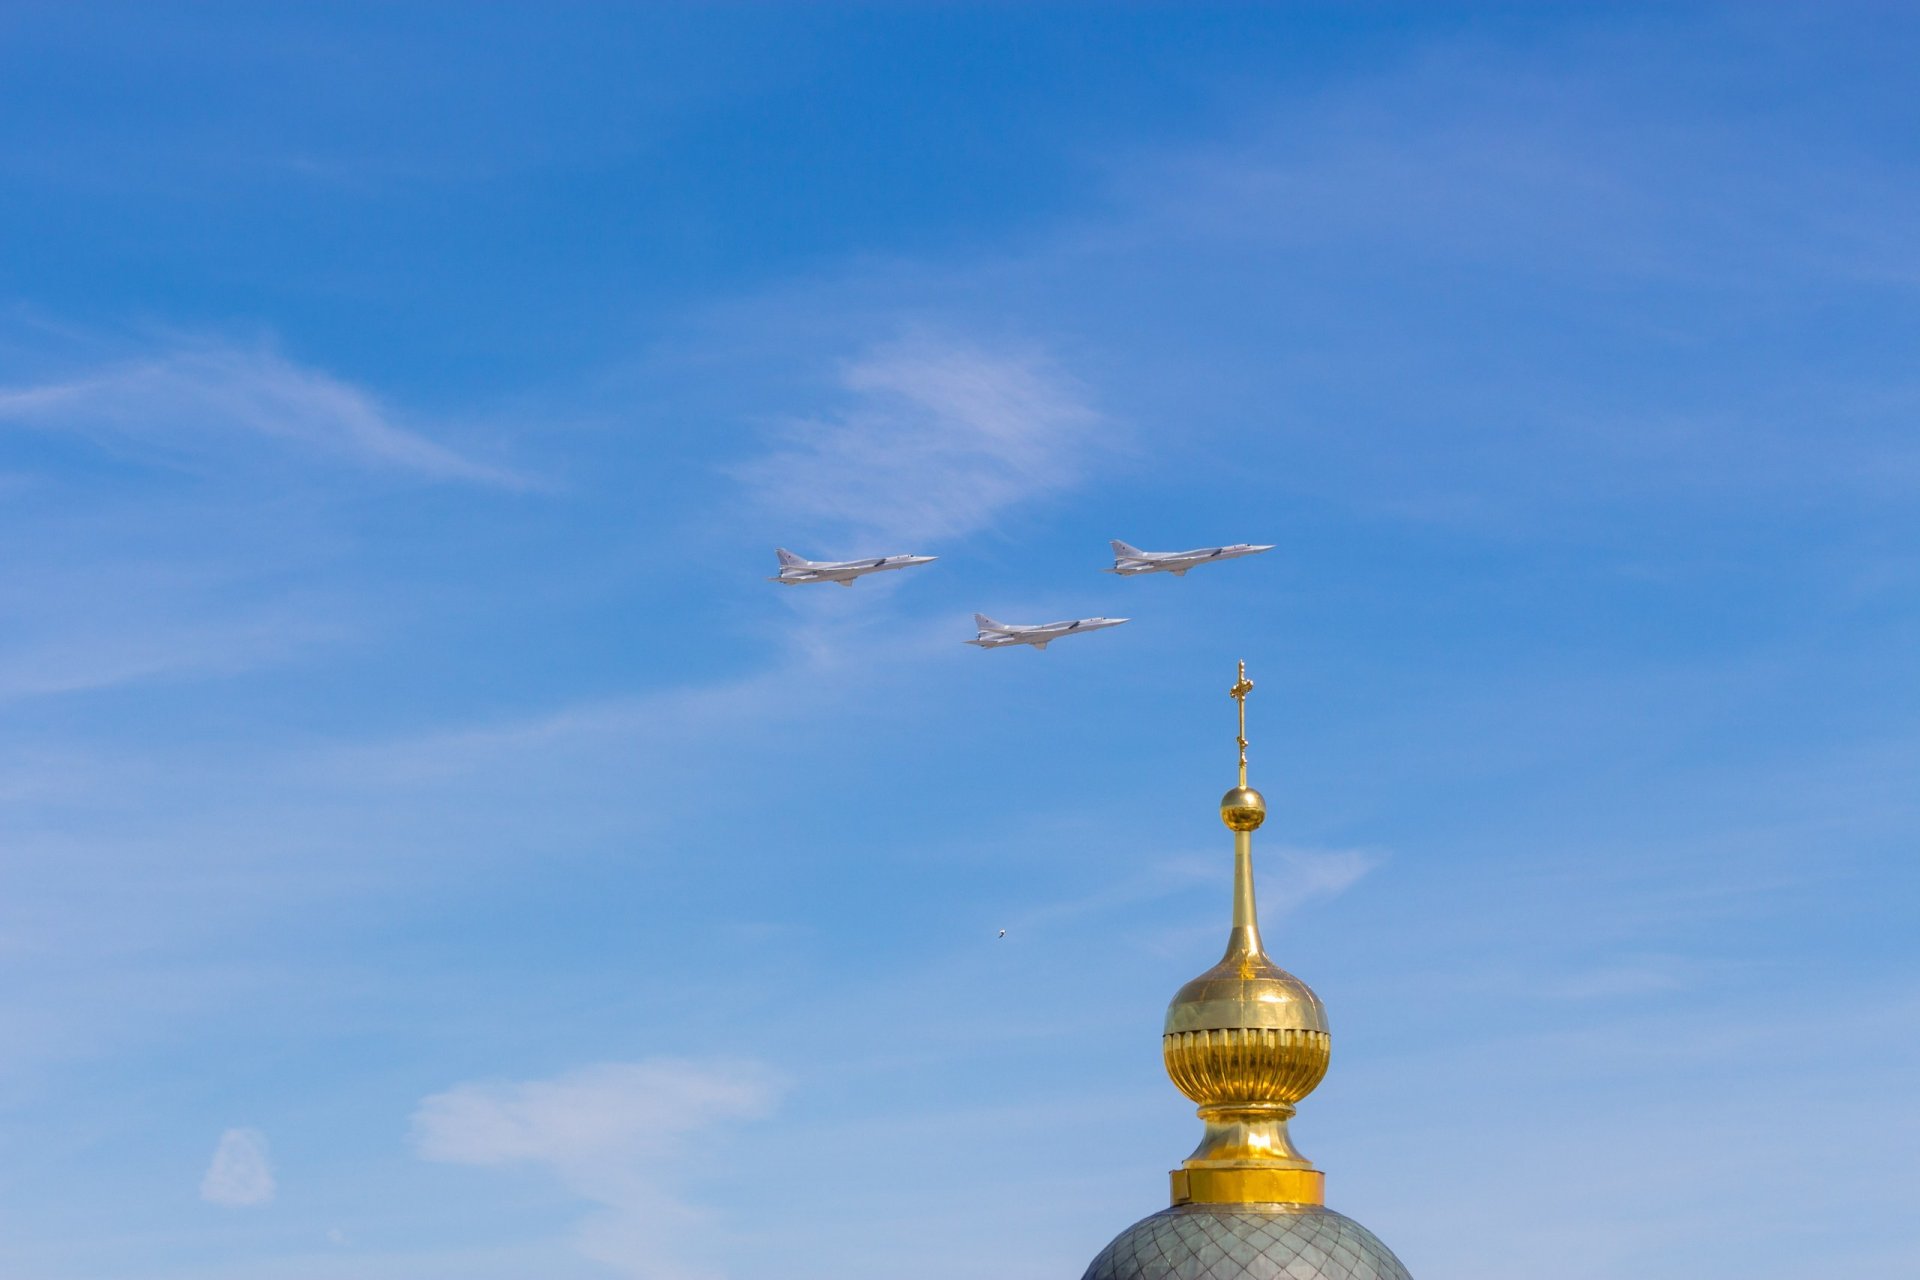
[769,547,937,587]
[966,612,1129,651]
[1106,539,1274,577]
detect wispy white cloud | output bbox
[1265,845,1380,913]
[0,330,520,706]
[0,337,531,488]
[319,653,796,791]
[1013,846,1381,958]
[1542,962,1689,1002]
[200,1127,276,1207]
[413,1059,783,1280]
[318,595,965,793]
[0,599,344,704]
[734,337,1105,547]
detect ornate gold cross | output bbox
[1230,659,1254,784]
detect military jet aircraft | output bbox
[769,547,937,587]
[966,612,1129,650]
[1106,539,1274,577]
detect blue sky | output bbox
[1,4,1916,1278]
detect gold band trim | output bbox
[1170,1167,1325,1207]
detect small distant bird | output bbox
[998,929,1007,938]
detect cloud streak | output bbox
[413,1059,783,1280]
[0,337,531,488]
[1010,846,1381,959]
[735,337,1105,547]
[0,596,344,704]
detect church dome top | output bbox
[1076,662,1415,1277]
[1082,1204,1411,1280]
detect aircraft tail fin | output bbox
[973,613,1008,632]
[775,547,809,567]
[1110,539,1145,559]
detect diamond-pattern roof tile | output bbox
[1082,1205,1411,1280]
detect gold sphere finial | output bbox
[1221,784,1267,832]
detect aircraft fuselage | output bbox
[966,615,1129,650]
[1108,542,1274,577]
[770,550,937,586]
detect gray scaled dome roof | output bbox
[1082,1204,1411,1280]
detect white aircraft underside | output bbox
[1107,540,1274,576]
[770,547,937,586]
[966,613,1129,650]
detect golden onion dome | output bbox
[1161,662,1331,1209]
[1078,660,1417,1280]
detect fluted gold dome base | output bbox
[1163,1026,1331,1104]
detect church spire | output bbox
[1220,660,1267,970]
[1161,662,1332,1207]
